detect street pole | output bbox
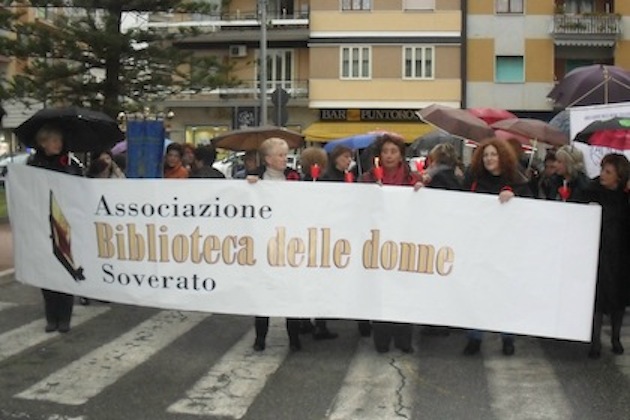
[259,0,268,126]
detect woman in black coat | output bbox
[422,143,462,191]
[27,124,83,333]
[546,145,591,203]
[462,137,532,357]
[585,153,630,358]
[246,137,302,351]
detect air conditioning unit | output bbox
[229,45,247,58]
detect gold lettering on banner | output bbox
[267,227,351,268]
[94,223,256,266]
[361,229,454,276]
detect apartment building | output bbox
[156,0,312,144]
[155,0,464,144]
[467,0,630,118]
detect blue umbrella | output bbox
[324,133,379,153]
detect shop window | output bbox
[496,56,524,83]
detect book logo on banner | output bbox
[49,191,85,281]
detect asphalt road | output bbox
[1,278,629,420]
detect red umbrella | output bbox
[547,65,630,108]
[491,118,569,147]
[467,108,517,125]
[575,117,630,150]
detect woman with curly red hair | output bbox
[462,137,532,356]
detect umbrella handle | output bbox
[526,139,537,169]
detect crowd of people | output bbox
[27,126,629,360]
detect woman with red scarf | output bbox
[358,133,420,353]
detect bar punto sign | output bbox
[320,109,421,122]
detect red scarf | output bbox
[382,163,416,186]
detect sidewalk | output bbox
[0,221,15,283]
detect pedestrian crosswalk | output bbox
[1,300,629,420]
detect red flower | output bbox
[59,155,69,166]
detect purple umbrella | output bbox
[547,64,630,108]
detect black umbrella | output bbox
[547,65,630,108]
[407,131,462,158]
[14,106,124,152]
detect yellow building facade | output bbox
[467,0,629,115]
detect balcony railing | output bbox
[552,14,621,36]
[173,80,309,101]
[149,9,309,29]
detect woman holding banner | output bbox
[584,153,630,358]
[359,133,420,353]
[462,137,532,356]
[247,137,302,351]
[27,124,83,333]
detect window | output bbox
[341,46,371,79]
[495,56,524,83]
[403,0,435,10]
[496,0,524,14]
[403,46,434,79]
[257,49,295,92]
[341,0,371,11]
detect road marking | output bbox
[0,305,110,362]
[167,317,290,419]
[0,301,17,311]
[15,310,208,405]
[326,338,417,420]
[484,337,573,420]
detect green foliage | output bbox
[0,1,233,117]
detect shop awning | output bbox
[303,121,434,144]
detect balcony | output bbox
[164,80,309,107]
[149,8,309,31]
[551,13,621,47]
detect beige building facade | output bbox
[155,0,464,144]
[467,0,629,116]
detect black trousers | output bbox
[42,289,74,326]
[372,321,412,351]
[255,317,300,345]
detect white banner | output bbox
[569,102,630,177]
[7,165,601,341]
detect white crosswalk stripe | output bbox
[0,305,110,363]
[15,310,209,406]
[167,317,289,419]
[326,338,418,420]
[484,338,573,420]
[2,307,630,419]
[0,301,17,311]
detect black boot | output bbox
[313,320,338,340]
[253,317,269,351]
[502,338,515,356]
[463,338,481,356]
[589,311,603,359]
[357,320,372,337]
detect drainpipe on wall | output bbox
[460,0,468,109]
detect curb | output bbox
[0,268,15,286]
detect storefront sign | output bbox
[320,109,421,122]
